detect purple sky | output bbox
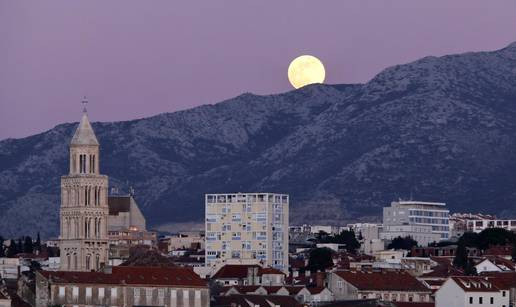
[1,1,515,140]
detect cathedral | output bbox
[59,110,109,271]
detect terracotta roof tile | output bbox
[40,266,207,287]
[334,270,429,292]
[450,276,503,292]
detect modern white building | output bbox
[380,224,441,247]
[383,200,450,240]
[205,193,289,272]
[450,213,516,234]
[435,276,509,307]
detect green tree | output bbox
[387,236,418,250]
[464,259,478,276]
[307,248,334,272]
[0,236,4,257]
[453,243,468,269]
[318,230,361,253]
[23,236,33,254]
[35,232,41,252]
[6,239,19,257]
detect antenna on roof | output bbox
[81,96,88,113]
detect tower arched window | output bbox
[96,254,100,270]
[67,254,71,270]
[74,253,78,270]
[86,254,91,271]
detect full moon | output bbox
[288,55,326,89]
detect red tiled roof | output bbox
[307,286,326,294]
[213,294,303,307]
[284,286,307,295]
[262,286,283,293]
[484,245,513,257]
[40,266,207,287]
[212,264,261,279]
[334,270,429,292]
[482,272,516,289]
[221,285,261,295]
[258,267,285,276]
[449,276,504,292]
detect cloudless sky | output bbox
[1,0,515,139]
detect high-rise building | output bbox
[59,111,109,271]
[383,201,450,240]
[205,193,289,272]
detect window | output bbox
[58,286,65,297]
[111,287,118,300]
[158,288,165,298]
[183,290,189,300]
[85,287,92,297]
[98,288,105,298]
[195,290,201,299]
[490,297,494,304]
[502,291,506,297]
[72,286,79,298]
[479,297,483,304]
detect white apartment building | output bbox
[205,193,289,272]
[450,213,516,234]
[383,201,450,240]
[380,224,441,247]
[435,276,509,307]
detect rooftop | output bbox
[40,266,207,287]
[449,276,503,292]
[334,270,429,292]
[70,112,99,146]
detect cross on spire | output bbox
[81,96,89,113]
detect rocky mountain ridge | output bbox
[1,42,516,238]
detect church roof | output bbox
[70,112,99,146]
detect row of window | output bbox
[409,210,449,217]
[206,194,288,203]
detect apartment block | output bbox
[205,193,289,272]
[383,201,450,240]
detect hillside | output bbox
[1,42,516,238]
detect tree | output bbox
[464,259,478,276]
[0,236,4,257]
[23,236,33,254]
[35,232,41,252]
[307,248,334,272]
[387,236,418,250]
[6,239,19,257]
[318,230,361,253]
[453,243,468,269]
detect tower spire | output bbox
[81,96,88,113]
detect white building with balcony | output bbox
[383,200,450,240]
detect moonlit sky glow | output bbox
[1,0,515,139]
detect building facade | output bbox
[205,193,289,272]
[380,224,441,247]
[328,270,432,303]
[435,276,510,307]
[35,266,209,307]
[59,111,109,271]
[450,213,516,235]
[383,201,450,240]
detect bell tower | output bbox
[60,104,109,271]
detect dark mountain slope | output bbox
[1,43,516,237]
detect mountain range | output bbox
[1,42,516,238]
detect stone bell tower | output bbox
[59,106,109,271]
